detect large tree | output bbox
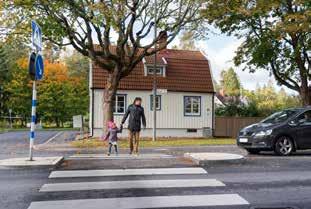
[203,0,311,105]
[0,40,28,117]
[2,0,204,129]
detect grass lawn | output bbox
[0,128,28,133]
[72,137,236,149]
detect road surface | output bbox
[1,135,311,209]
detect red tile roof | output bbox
[92,48,215,93]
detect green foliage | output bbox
[215,102,260,117]
[2,54,88,127]
[220,67,241,97]
[35,60,88,127]
[63,51,89,78]
[216,80,301,117]
[203,0,311,105]
[244,81,301,116]
[0,41,28,116]
[3,59,32,125]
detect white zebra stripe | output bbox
[49,167,207,178]
[28,194,249,209]
[40,179,225,192]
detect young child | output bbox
[104,121,123,156]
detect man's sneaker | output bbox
[107,153,111,156]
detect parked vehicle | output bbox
[237,107,311,156]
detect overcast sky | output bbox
[174,31,278,91]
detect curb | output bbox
[184,152,245,166]
[0,156,64,169]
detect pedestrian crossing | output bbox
[28,167,250,209]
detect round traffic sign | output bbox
[35,54,44,80]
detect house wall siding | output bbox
[93,89,213,137]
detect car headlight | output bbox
[254,129,273,137]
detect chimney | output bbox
[157,31,168,49]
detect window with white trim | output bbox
[150,95,161,111]
[184,96,201,116]
[113,94,126,114]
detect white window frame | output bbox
[184,96,201,116]
[150,95,161,111]
[113,94,126,114]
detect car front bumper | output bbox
[237,135,275,150]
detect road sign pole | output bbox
[29,20,43,161]
[152,0,157,142]
[29,80,37,161]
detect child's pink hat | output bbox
[107,121,115,128]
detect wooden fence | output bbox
[214,116,264,138]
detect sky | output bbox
[200,35,269,90]
[175,32,277,91]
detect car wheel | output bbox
[274,136,294,156]
[246,149,260,155]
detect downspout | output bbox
[212,92,215,137]
[91,89,94,137]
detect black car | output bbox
[237,107,311,156]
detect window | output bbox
[113,94,126,114]
[184,96,201,116]
[187,129,197,133]
[147,66,163,76]
[150,95,161,111]
[296,110,311,125]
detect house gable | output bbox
[92,49,215,93]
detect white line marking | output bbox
[40,179,225,192]
[68,153,174,159]
[49,167,207,178]
[27,194,249,209]
[36,131,63,147]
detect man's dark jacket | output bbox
[121,104,146,132]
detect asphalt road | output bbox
[0,130,78,159]
[1,135,311,209]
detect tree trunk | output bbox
[103,69,120,133]
[300,86,311,106]
[55,118,60,127]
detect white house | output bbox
[89,48,215,138]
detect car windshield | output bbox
[261,109,299,124]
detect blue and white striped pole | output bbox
[29,80,36,161]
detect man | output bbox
[121,97,146,155]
